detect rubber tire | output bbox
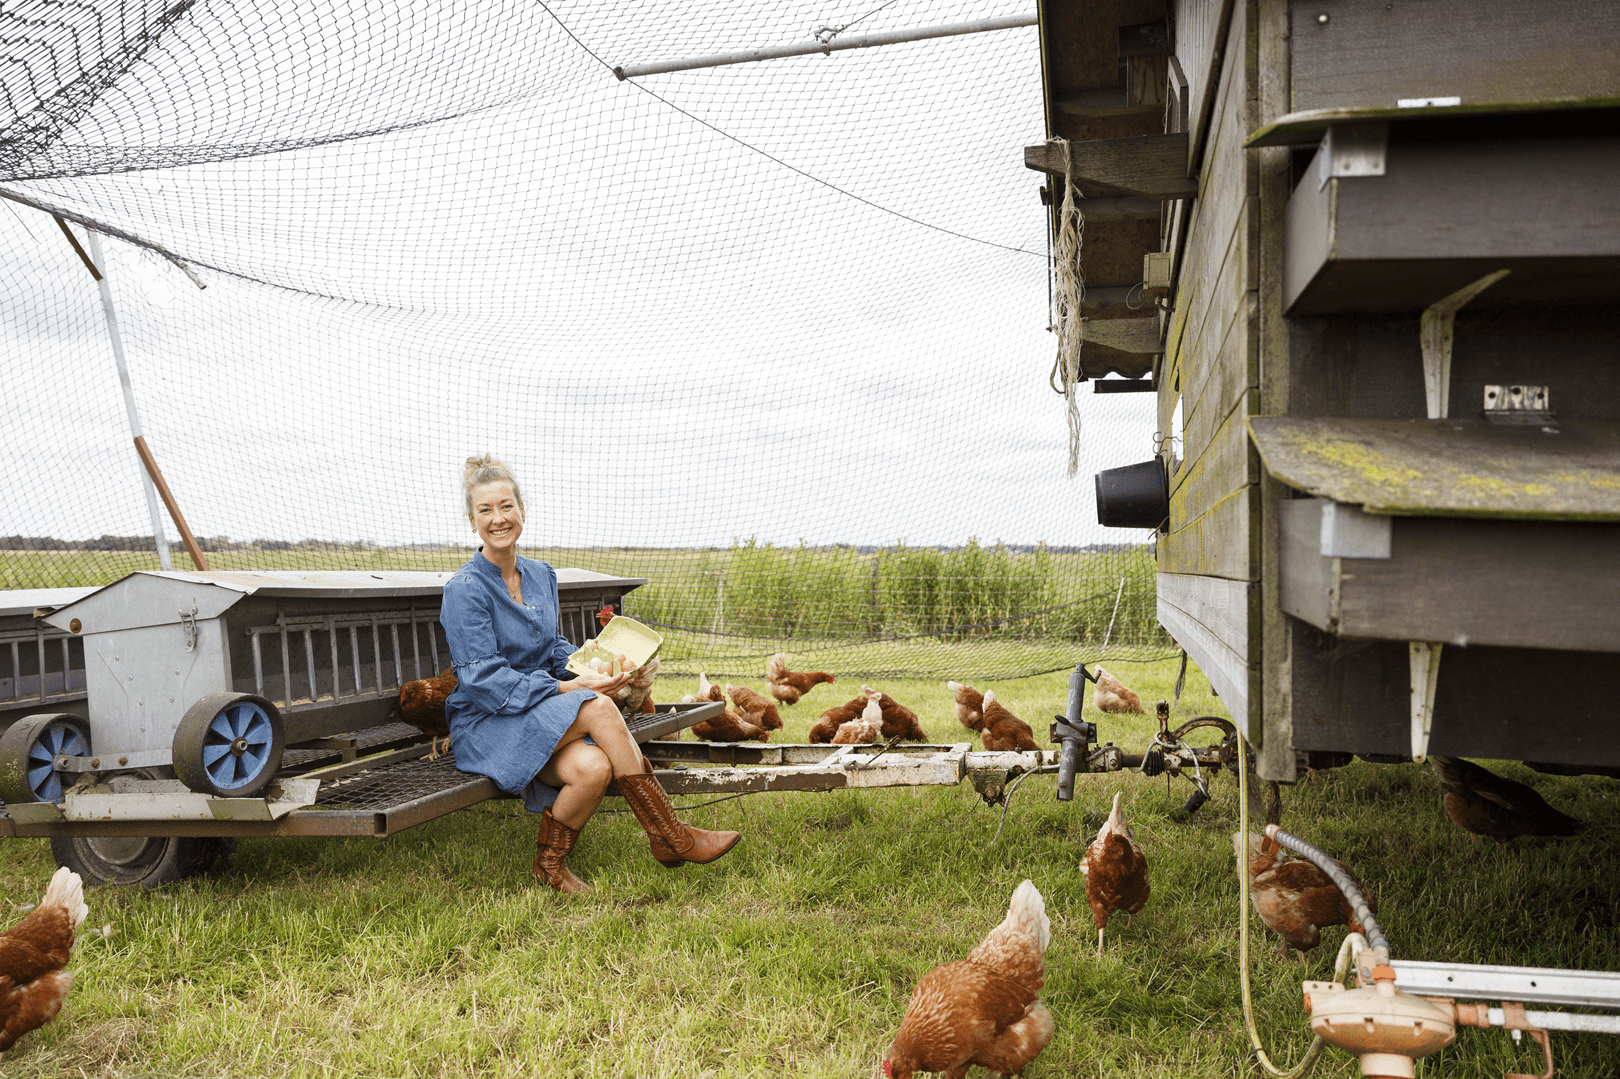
[0,713,91,804]
[50,834,239,889]
[172,692,285,797]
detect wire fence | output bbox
[2,0,1165,680]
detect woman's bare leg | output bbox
[537,738,613,830]
[552,694,645,777]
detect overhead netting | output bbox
[1,0,1170,680]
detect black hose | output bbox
[1268,825,1388,957]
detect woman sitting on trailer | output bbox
[439,454,740,893]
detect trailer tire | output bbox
[172,692,284,797]
[0,712,91,804]
[49,834,239,889]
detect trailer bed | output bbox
[0,702,1063,840]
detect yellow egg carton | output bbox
[565,615,663,676]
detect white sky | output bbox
[1,0,1160,550]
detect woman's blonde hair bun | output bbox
[463,454,524,516]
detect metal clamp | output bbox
[179,603,199,652]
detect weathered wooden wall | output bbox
[1289,0,1620,112]
[1156,0,1259,730]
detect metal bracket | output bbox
[1419,270,1511,419]
[1320,501,1392,559]
[1499,1002,1555,1079]
[1409,642,1442,764]
[1483,384,1556,428]
[179,603,198,652]
[55,748,174,773]
[1317,124,1388,190]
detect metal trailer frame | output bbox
[0,587,95,733]
[0,579,1238,888]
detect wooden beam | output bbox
[1081,285,1158,319]
[132,436,210,571]
[1055,87,1163,119]
[1026,133,1198,201]
[1074,196,1163,223]
[1082,317,1162,354]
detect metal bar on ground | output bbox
[1392,960,1620,1010]
[614,14,1036,79]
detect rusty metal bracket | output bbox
[1437,999,1556,1079]
[1499,1002,1555,1079]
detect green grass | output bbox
[2,658,1616,1077]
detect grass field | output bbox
[2,656,1615,1077]
[2,544,1170,683]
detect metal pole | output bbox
[614,13,1037,80]
[85,229,173,572]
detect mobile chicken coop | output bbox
[1024,0,1620,1069]
[1027,0,1620,782]
[0,569,1075,888]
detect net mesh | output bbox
[2,0,1169,681]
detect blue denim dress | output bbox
[440,551,596,812]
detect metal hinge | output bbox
[1483,384,1556,428]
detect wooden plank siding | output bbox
[1158,487,1253,579]
[1154,0,1267,755]
[1156,572,1257,731]
[1171,389,1259,532]
[1174,0,1239,172]
[1159,0,1258,580]
[1288,0,1620,114]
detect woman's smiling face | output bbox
[469,481,523,554]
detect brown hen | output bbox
[765,653,835,705]
[724,684,783,731]
[882,879,1053,1079]
[979,690,1038,752]
[830,694,884,744]
[860,685,930,742]
[1082,791,1150,956]
[946,680,986,734]
[1430,756,1582,844]
[1092,667,1143,714]
[809,696,867,744]
[1235,830,1373,957]
[1,867,88,1055]
[397,667,456,759]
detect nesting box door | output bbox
[82,619,231,760]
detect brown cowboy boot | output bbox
[533,807,590,894]
[617,766,740,868]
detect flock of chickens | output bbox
[2,654,1591,1069]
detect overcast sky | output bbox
[1,0,1160,550]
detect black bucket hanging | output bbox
[1094,456,1168,529]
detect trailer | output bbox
[0,574,1216,887]
[0,569,661,886]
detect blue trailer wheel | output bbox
[0,713,91,804]
[172,692,285,797]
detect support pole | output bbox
[84,229,174,572]
[132,436,210,570]
[613,14,1036,79]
